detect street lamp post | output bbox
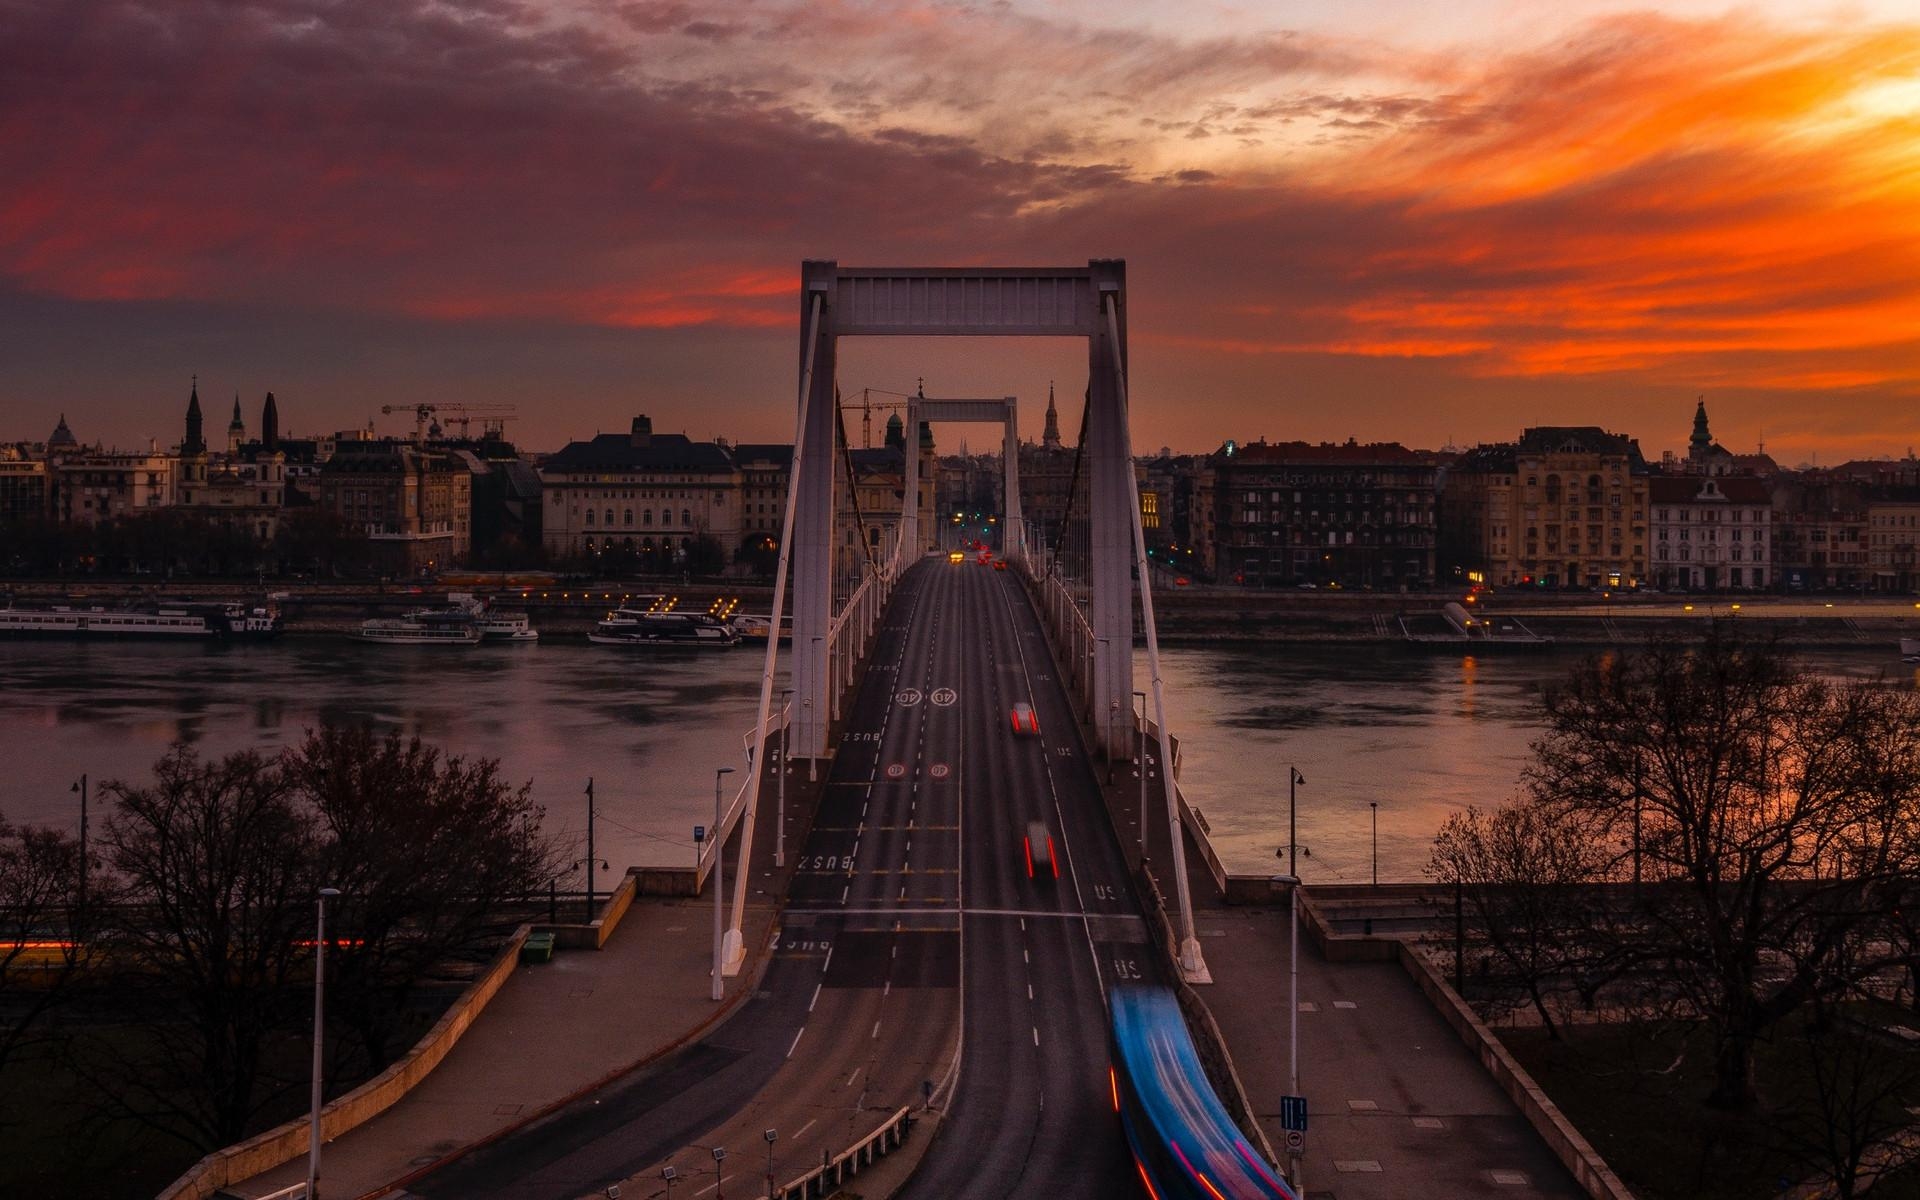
[584,777,596,921]
[1370,801,1379,887]
[70,774,87,917]
[712,767,735,1002]
[777,688,793,869]
[763,1129,777,1199]
[1272,870,1303,1194]
[809,637,824,782]
[1134,690,1148,858]
[1288,766,1306,877]
[307,886,341,1200]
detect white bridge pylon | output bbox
[897,395,1026,576]
[723,260,1206,984]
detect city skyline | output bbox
[3,1,1917,461]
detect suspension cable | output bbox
[1041,385,1095,585]
[835,385,883,579]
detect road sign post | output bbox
[1280,1094,1308,1132]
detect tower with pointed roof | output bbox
[1689,399,1713,460]
[261,391,279,451]
[1042,382,1062,451]
[48,414,76,449]
[184,376,205,454]
[227,395,245,453]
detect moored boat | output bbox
[445,593,539,643]
[0,598,281,639]
[590,608,738,647]
[357,611,482,645]
[1902,636,1919,662]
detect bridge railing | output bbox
[771,1105,913,1199]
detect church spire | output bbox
[1689,397,1712,458]
[184,375,205,454]
[261,391,279,450]
[1041,381,1062,451]
[227,394,246,453]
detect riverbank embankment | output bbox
[8,578,1920,647]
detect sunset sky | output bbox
[2,0,1917,462]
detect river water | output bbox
[0,637,1909,884]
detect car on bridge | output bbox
[1009,701,1040,736]
[994,560,1008,572]
[948,550,965,563]
[1024,821,1058,880]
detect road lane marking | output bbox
[1032,1027,1040,1046]
[809,983,821,1012]
[787,1028,804,1058]
[871,1020,882,1039]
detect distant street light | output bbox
[1370,801,1379,887]
[308,886,342,1200]
[712,767,735,1002]
[70,774,88,918]
[1287,766,1306,878]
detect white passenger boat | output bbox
[0,599,282,639]
[357,612,482,645]
[1902,636,1920,663]
[445,593,539,643]
[589,609,738,647]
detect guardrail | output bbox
[770,1105,914,1200]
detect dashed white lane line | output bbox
[1023,949,1030,964]
[1027,983,1034,1000]
[822,946,834,974]
[871,1020,882,1040]
[1032,1027,1040,1046]
[795,1117,817,1139]
[809,983,821,1012]
[787,1028,804,1058]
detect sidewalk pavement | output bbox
[234,753,812,1200]
[1096,754,1585,1199]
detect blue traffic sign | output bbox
[694,825,706,842]
[1280,1095,1308,1132]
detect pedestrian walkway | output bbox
[1095,752,1585,1199]
[232,754,813,1200]
[1198,906,1584,1199]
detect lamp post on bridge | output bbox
[712,766,735,1002]
[1370,801,1379,887]
[1133,690,1148,858]
[777,688,793,869]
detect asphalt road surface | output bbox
[899,560,1161,1200]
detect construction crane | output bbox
[378,402,518,444]
[844,384,918,447]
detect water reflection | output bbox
[1,638,1907,887]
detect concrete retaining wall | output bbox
[157,923,532,1200]
[1395,940,1636,1200]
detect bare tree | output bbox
[0,815,86,1085]
[1775,1001,1920,1199]
[98,747,316,1149]
[287,725,555,1070]
[1525,630,1920,1109]
[1428,799,1624,1038]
